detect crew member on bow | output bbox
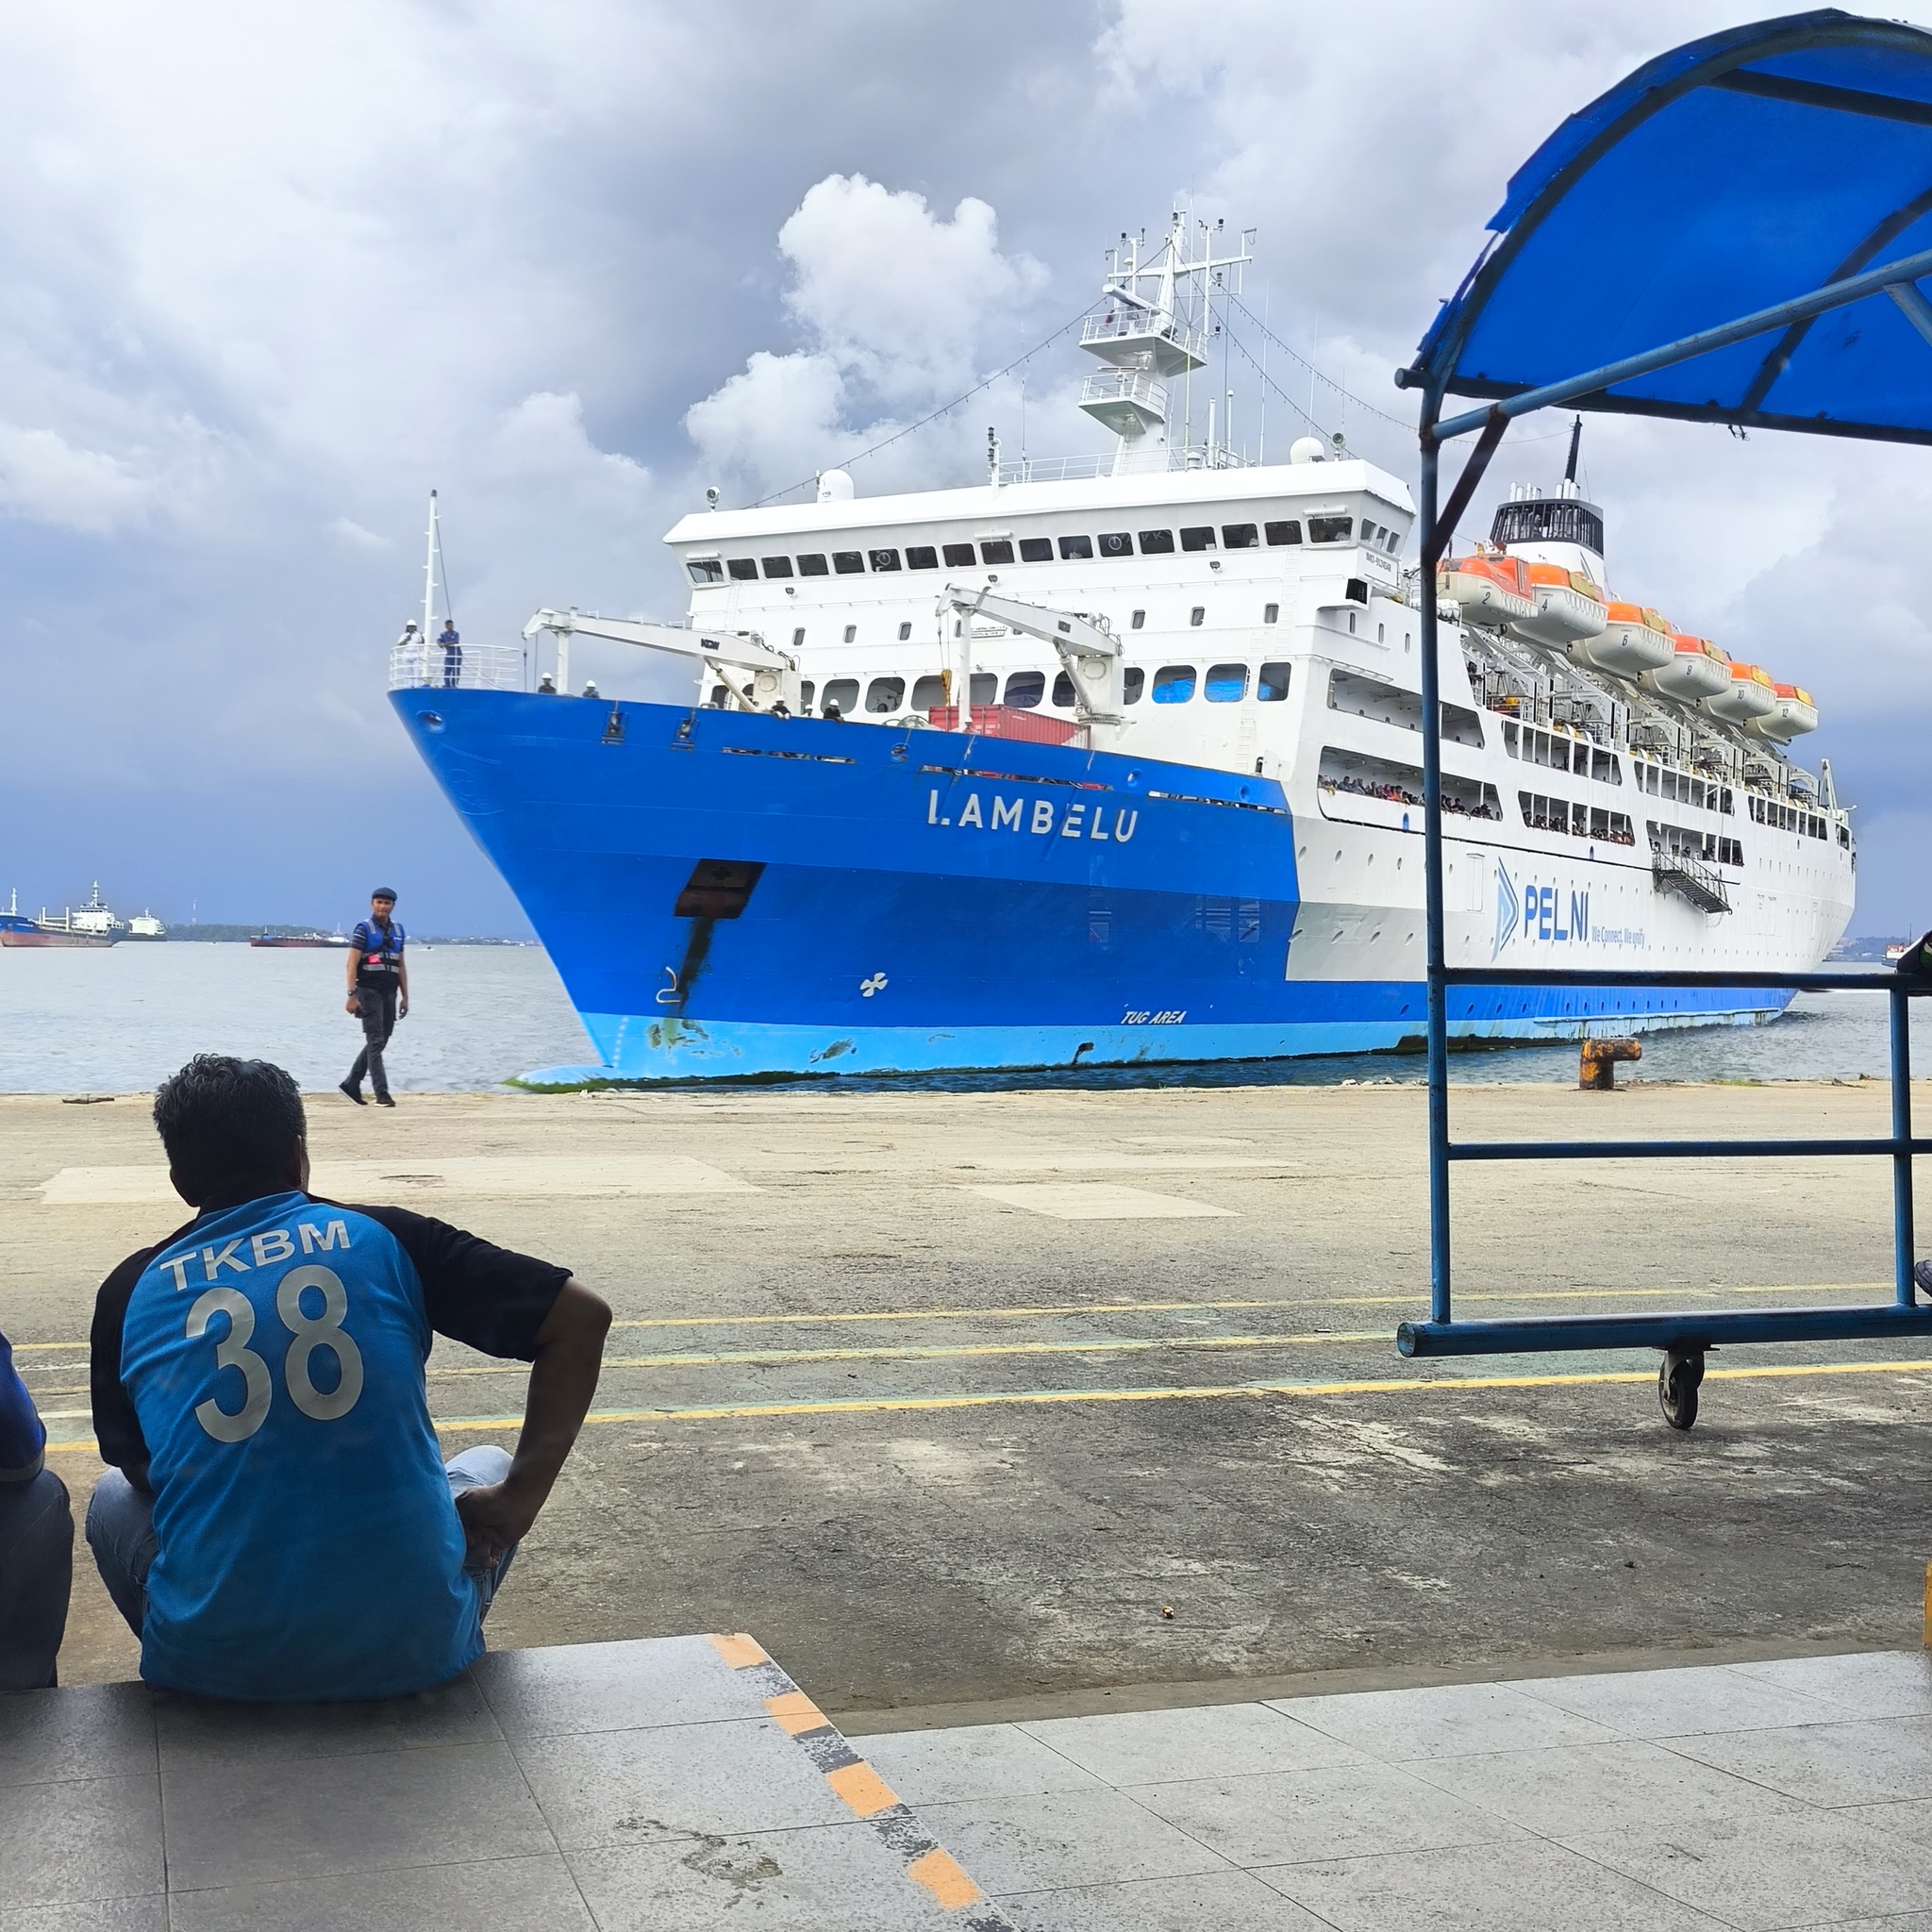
[341,888,408,1108]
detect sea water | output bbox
[0,941,1922,1094]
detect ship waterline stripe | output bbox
[40,1355,1932,1453]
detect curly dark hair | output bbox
[153,1055,307,1203]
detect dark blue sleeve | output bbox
[0,1329,45,1482]
[350,922,373,951]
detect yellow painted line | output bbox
[908,1847,983,1909]
[600,1283,1890,1331]
[825,1759,899,1819]
[708,1632,767,1669]
[39,1353,1932,1455]
[765,1690,827,1736]
[425,1332,1389,1376]
[409,1355,1932,1431]
[11,1284,1895,1358]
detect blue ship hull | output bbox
[395,691,1788,1084]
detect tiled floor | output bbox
[0,1634,1012,1929]
[9,1646,1932,1928]
[858,1651,1932,1931]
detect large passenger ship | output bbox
[393,222,1854,1083]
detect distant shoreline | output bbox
[160,925,534,946]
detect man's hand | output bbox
[455,1479,541,1567]
[459,1280,608,1569]
[398,992,409,1018]
[344,994,360,1015]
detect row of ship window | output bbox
[762,661,1298,717]
[1749,794,1835,841]
[1502,721,1629,789]
[688,516,1402,586]
[801,603,1284,647]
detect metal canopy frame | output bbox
[1394,13,1932,1424]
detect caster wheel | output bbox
[1658,1348,1704,1431]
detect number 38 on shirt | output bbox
[186,1265,365,1442]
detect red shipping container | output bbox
[925,705,1085,745]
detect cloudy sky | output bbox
[1,0,1925,936]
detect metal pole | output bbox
[1892,980,1917,1307]
[1418,408,1451,1324]
[423,490,439,640]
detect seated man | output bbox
[87,1055,609,1701]
[0,1326,71,1691]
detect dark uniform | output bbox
[346,914,406,1102]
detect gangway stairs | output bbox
[1652,849,1731,914]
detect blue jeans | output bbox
[87,1445,519,1648]
[0,1468,73,1692]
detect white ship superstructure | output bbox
[398,219,1855,1086]
[642,224,1852,1033]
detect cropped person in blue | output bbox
[0,1328,72,1690]
[87,1055,609,1702]
[341,888,408,1108]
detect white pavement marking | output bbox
[961,1183,1238,1221]
[39,1155,756,1205]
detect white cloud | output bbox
[686,175,1048,496]
[778,175,1045,402]
[0,421,153,532]
[485,391,652,514]
[329,516,392,553]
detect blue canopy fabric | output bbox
[1412,10,1932,443]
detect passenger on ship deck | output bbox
[0,1325,71,1690]
[341,888,408,1108]
[85,1055,611,1702]
[438,620,462,689]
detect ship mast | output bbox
[1076,214,1253,477]
[422,490,441,638]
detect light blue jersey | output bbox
[113,1192,480,1699]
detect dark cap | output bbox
[371,887,398,902]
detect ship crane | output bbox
[941,584,1126,730]
[522,608,801,713]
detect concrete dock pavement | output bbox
[9,1635,1932,1924]
[1,1078,1928,1711]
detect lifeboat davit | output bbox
[1641,634,1731,703]
[1745,682,1820,742]
[1438,553,1535,628]
[1703,659,1777,724]
[1508,563,1608,648]
[1569,601,1674,678]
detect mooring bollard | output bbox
[1579,1037,1641,1091]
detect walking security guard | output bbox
[341,888,408,1108]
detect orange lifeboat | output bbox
[1703,659,1776,724]
[1437,552,1535,628]
[1508,562,1608,648]
[1570,601,1673,678]
[1745,682,1820,742]
[1641,634,1731,703]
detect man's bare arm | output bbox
[454,1278,610,1563]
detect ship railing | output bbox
[996,454,1114,485]
[389,641,525,693]
[1078,369,1168,414]
[1080,307,1203,358]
